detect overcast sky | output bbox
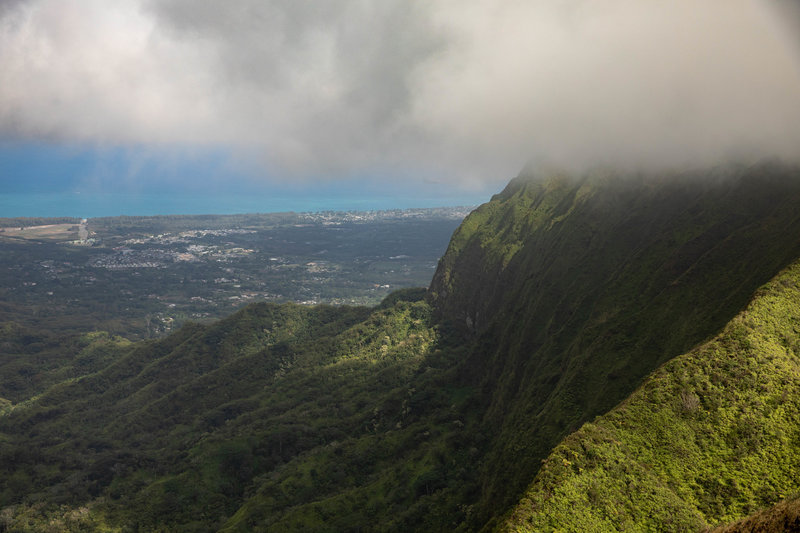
[1,0,800,194]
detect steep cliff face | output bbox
[429,161,800,528]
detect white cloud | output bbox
[1,0,799,186]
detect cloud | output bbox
[1,0,799,186]
[410,0,800,173]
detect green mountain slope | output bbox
[501,256,800,531]
[430,161,800,528]
[711,496,800,532]
[229,157,800,529]
[0,295,475,531]
[2,161,800,531]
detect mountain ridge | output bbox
[2,161,800,531]
[429,160,800,528]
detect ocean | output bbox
[0,191,488,218]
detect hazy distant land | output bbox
[0,207,471,339]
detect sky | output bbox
[1,0,800,202]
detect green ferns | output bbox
[502,259,800,532]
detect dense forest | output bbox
[2,161,800,531]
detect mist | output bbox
[1,0,799,187]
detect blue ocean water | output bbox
[0,191,487,218]
[0,142,501,217]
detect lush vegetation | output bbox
[710,496,800,532]
[430,161,800,528]
[0,325,132,403]
[502,258,800,531]
[0,293,482,531]
[3,162,800,531]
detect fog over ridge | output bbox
[1,0,799,187]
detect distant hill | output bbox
[2,161,800,531]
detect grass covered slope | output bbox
[429,161,800,527]
[501,258,800,532]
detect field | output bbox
[0,223,83,242]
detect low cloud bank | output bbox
[1,0,799,186]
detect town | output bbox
[0,207,470,339]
